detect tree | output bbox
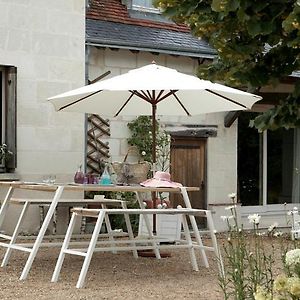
[154,0,300,130]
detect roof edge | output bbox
[86,39,216,59]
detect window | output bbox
[131,0,160,13]
[0,65,17,171]
[122,0,160,13]
[238,112,299,206]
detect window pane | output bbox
[0,71,2,143]
[132,0,154,8]
[238,113,262,206]
[267,128,294,204]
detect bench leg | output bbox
[180,187,209,268]
[20,186,64,280]
[0,187,14,228]
[181,214,199,271]
[51,212,78,283]
[121,202,138,259]
[1,201,30,267]
[136,192,161,259]
[101,204,117,254]
[76,211,105,289]
[206,210,224,276]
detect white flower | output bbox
[141,151,146,156]
[294,207,299,211]
[157,204,163,209]
[268,222,279,232]
[286,249,300,267]
[228,193,236,199]
[248,214,261,225]
[274,231,283,237]
[162,203,168,209]
[142,202,147,208]
[177,205,182,209]
[225,205,237,210]
[220,215,234,221]
[288,209,299,216]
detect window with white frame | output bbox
[123,0,160,13]
[238,112,300,206]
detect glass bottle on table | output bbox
[99,164,112,185]
[74,164,84,184]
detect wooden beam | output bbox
[224,111,241,128]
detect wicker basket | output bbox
[112,147,150,185]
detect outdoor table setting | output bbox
[0,175,222,288]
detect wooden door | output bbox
[170,137,206,213]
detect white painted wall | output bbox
[0,0,86,233]
[88,47,238,231]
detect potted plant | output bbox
[0,143,13,173]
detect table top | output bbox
[0,181,199,193]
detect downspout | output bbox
[84,44,90,173]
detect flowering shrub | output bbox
[219,193,281,300]
[220,195,300,300]
[127,116,170,171]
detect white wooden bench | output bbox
[51,207,223,288]
[0,195,134,269]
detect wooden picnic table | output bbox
[0,181,221,284]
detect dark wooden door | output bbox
[170,137,206,213]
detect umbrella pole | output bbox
[152,104,157,234]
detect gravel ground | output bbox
[0,239,222,300]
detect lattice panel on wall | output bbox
[86,114,110,174]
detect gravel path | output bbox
[0,241,222,300]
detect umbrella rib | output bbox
[58,90,103,111]
[132,90,152,103]
[115,92,135,117]
[156,90,178,102]
[170,90,191,116]
[205,89,248,109]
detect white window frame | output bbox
[131,0,161,14]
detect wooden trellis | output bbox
[86,114,110,174]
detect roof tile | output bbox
[86,0,189,32]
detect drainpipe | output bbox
[84,44,90,173]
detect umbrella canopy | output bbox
[48,63,262,234]
[48,63,262,117]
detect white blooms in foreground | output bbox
[286,249,300,267]
[288,207,299,216]
[273,231,283,237]
[141,151,146,156]
[221,215,234,221]
[268,222,279,232]
[225,205,237,210]
[228,193,236,199]
[248,214,261,225]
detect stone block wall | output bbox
[0,0,86,234]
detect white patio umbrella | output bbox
[48,63,262,232]
[49,62,262,163]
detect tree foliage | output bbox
[154,0,300,130]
